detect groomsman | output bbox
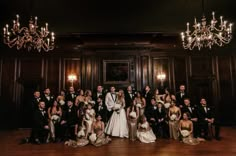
[30,101,49,144]
[156,102,168,138]
[65,86,77,103]
[94,95,108,123]
[143,85,153,109]
[92,85,105,102]
[198,98,214,139]
[105,86,117,120]
[41,88,54,110]
[32,91,41,111]
[175,84,188,108]
[182,98,199,137]
[124,85,135,109]
[60,100,78,141]
[145,98,159,136]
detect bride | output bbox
[105,89,129,138]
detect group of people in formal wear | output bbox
[23,84,220,147]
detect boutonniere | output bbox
[192,107,194,110]
[51,96,54,99]
[68,109,71,112]
[207,108,210,110]
[43,111,46,114]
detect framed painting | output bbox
[103,60,130,84]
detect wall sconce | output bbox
[68,74,77,87]
[157,73,166,87]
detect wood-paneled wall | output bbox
[0,34,236,128]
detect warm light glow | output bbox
[3,14,55,52]
[181,12,233,50]
[68,74,77,81]
[157,73,166,81]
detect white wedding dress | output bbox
[105,99,129,138]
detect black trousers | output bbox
[30,127,49,143]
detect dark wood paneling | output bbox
[152,57,170,92]
[63,58,81,90]
[191,56,212,77]
[141,56,149,89]
[174,57,187,92]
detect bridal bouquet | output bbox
[59,100,65,106]
[140,122,148,129]
[85,113,91,120]
[51,115,60,123]
[170,114,177,121]
[180,130,190,137]
[77,127,85,138]
[136,103,142,108]
[129,111,137,119]
[89,133,97,142]
[164,103,171,109]
[113,104,121,110]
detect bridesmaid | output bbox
[90,114,111,147]
[127,100,139,141]
[179,112,200,145]
[154,88,164,103]
[48,100,62,142]
[163,88,176,109]
[168,101,181,140]
[75,89,85,107]
[137,115,156,143]
[134,91,146,117]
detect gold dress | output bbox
[135,97,145,116]
[180,125,200,145]
[169,110,180,140]
[90,123,111,147]
[128,110,138,141]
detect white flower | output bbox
[114,104,121,110]
[59,100,65,105]
[89,100,95,105]
[85,114,90,120]
[51,115,60,122]
[181,130,190,137]
[140,122,148,129]
[170,114,177,121]
[136,103,142,108]
[164,103,171,109]
[77,129,85,137]
[89,133,97,142]
[129,112,137,118]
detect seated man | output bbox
[30,101,49,144]
[197,98,214,140]
[145,98,158,136]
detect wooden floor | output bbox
[1,127,236,156]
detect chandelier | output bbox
[3,14,55,52]
[180,1,233,50]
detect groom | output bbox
[105,86,117,120]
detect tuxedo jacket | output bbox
[32,109,49,129]
[143,91,153,109]
[124,90,135,109]
[61,106,78,126]
[65,92,77,103]
[105,92,117,111]
[41,94,54,109]
[92,91,106,102]
[175,91,189,107]
[198,105,214,123]
[156,108,167,120]
[32,97,41,111]
[94,102,108,122]
[181,105,198,119]
[145,106,158,124]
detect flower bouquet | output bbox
[129,111,137,119]
[89,133,97,142]
[136,103,142,108]
[51,115,60,123]
[170,114,177,121]
[180,130,190,137]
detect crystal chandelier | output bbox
[3,14,55,52]
[180,0,233,50]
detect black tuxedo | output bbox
[124,90,135,109]
[198,105,214,139]
[60,106,78,140]
[30,108,49,143]
[145,106,158,136]
[143,91,153,109]
[92,91,105,102]
[94,102,108,123]
[65,92,77,103]
[41,94,54,110]
[31,97,41,111]
[175,91,188,107]
[156,108,168,138]
[182,105,199,137]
